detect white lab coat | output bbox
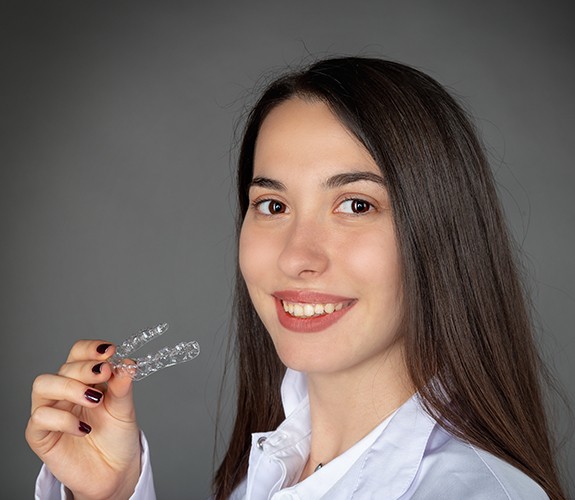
[35,369,548,499]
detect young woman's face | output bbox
[239,98,404,377]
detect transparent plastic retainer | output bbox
[108,323,200,381]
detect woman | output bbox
[28,57,566,499]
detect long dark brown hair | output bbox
[213,57,566,499]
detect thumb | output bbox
[104,371,136,421]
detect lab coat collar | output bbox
[279,369,438,499]
[280,368,308,417]
[340,391,437,498]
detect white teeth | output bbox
[303,304,315,317]
[281,300,348,318]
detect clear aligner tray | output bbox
[108,323,200,381]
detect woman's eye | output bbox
[337,198,374,214]
[254,199,287,215]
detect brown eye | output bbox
[351,200,371,213]
[338,198,374,214]
[256,199,287,215]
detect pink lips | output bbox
[273,290,356,333]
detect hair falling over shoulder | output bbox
[212,57,567,499]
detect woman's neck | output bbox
[299,350,413,481]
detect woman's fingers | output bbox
[58,358,113,382]
[65,339,116,363]
[59,357,136,421]
[31,374,104,413]
[27,405,92,443]
[26,405,95,459]
[31,338,138,425]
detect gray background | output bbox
[1,1,573,498]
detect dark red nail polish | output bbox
[92,362,103,374]
[79,421,92,434]
[84,389,103,403]
[97,343,112,354]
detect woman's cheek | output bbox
[239,225,273,285]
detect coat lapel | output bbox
[323,396,437,499]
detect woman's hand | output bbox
[26,340,141,500]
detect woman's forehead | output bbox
[253,98,379,179]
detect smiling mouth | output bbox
[280,299,354,318]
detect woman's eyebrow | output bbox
[249,176,286,191]
[249,171,386,191]
[323,171,386,189]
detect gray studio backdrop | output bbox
[1,1,573,498]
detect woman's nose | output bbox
[277,216,330,279]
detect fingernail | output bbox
[84,389,103,403]
[97,343,112,354]
[79,421,92,434]
[92,362,103,374]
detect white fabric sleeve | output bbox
[34,431,156,499]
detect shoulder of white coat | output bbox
[404,425,549,500]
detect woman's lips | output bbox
[273,291,356,333]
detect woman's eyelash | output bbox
[337,197,376,214]
[251,198,287,215]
